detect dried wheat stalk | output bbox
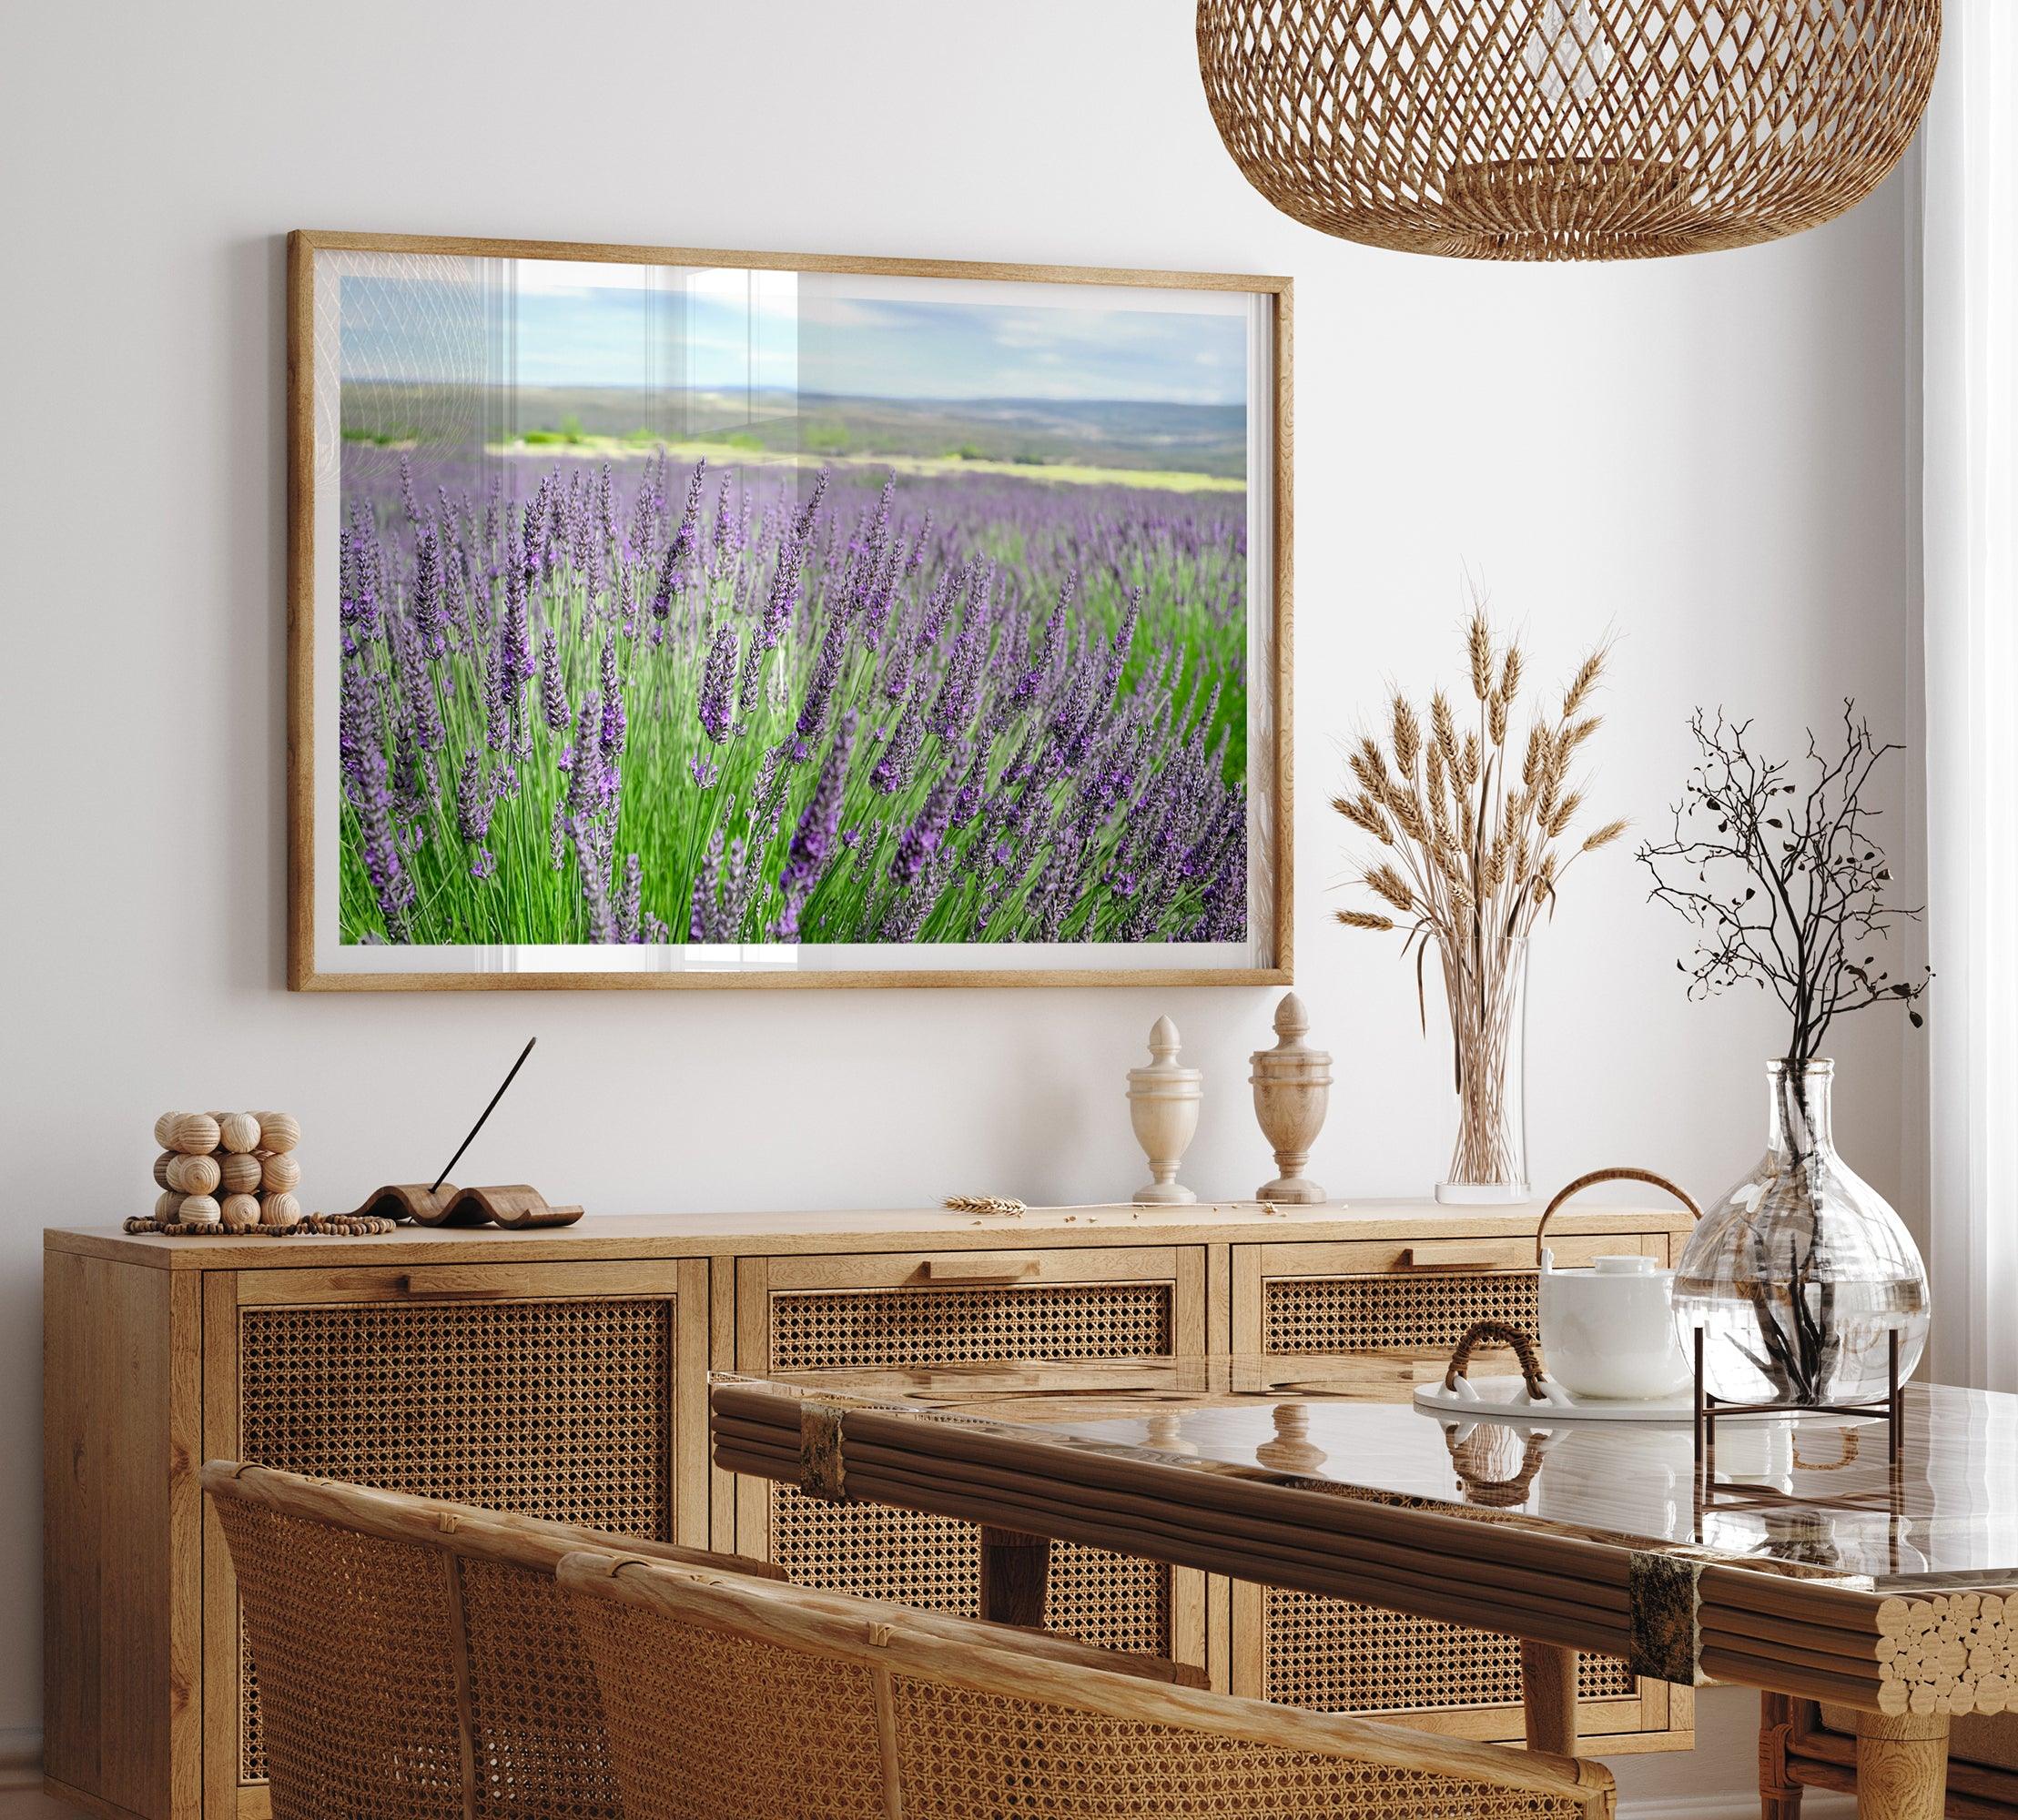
[1333,603,1622,1188]
[941,1195,1029,1218]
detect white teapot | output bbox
[1535,1168,1702,1400]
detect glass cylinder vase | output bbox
[1672,1059,1929,1404]
[1434,932,1529,1205]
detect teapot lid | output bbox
[1592,1253,1661,1275]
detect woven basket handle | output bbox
[1443,1427,1551,1509]
[1535,1167,1702,1267]
[1443,1320,1549,1400]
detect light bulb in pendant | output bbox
[1524,0,1611,110]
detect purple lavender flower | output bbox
[750,468,830,674]
[340,501,383,644]
[392,617,444,753]
[928,603,989,740]
[616,852,644,943]
[878,754,961,939]
[484,634,511,752]
[339,665,415,935]
[774,712,857,938]
[599,632,626,759]
[892,754,958,889]
[796,616,849,743]
[651,458,708,618]
[950,733,994,830]
[698,623,736,744]
[869,690,925,794]
[711,470,736,555]
[540,627,570,733]
[1009,573,1074,709]
[412,524,446,654]
[563,693,611,819]
[455,745,492,844]
[470,848,497,883]
[573,818,618,944]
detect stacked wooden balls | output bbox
[152,1111,301,1231]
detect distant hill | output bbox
[340,383,1248,481]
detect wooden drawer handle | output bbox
[918,1256,1042,1285]
[390,1274,510,1300]
[1395,1248,1517,1272]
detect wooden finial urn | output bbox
[1127,1016,1202,1206]
[1249,991,1331,1205]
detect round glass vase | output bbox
[1673,1058,1929,1404]
[1434,932,1529,1205]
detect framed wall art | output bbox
[288,230,1291,989]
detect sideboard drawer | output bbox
[202,1259,708,1814]
[735,1248,1207,1669]
[1228,1236,1689,1752]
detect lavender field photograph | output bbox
[297,240,1286,985]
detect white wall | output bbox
[0,2,1922,1807]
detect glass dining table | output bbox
[712,1356,2018,1820]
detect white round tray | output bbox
[1412,1373,1804,1425]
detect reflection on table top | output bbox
[712,1357,2018,1587]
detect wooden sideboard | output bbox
[44,1198,1697,1820]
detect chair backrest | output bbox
[202,1461,780,1820]
[557,1549,1617,1820]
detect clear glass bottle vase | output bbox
[1672,1058,1929,1404]
[1434,932,1529,1205]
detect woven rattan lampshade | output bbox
[1197,2,1942,260]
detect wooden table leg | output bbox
[1854,1709,1949,1820]
[979,1525,1051,1628]
[1520,1641,1579,1756]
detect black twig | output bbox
[1637,701,1929,1067]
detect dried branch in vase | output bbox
[1332,604,1621,1192]
[1644,702,1932,1406]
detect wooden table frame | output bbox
[715,1381,2015,1820]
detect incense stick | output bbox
[430,1038,537,1195]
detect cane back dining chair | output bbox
[557,1548,1619,1820]
[201,1461,787,1820]
[203,1461,1208,1820]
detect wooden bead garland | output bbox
[141,1108,320,1236]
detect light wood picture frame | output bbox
[288,230,1292,990]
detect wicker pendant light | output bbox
[1197,2,1942,260]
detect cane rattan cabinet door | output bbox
[1228,1235,1690,1752]
[201,1258,707,1817]
[735,1247,1208,1670]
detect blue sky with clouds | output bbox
[340,266,1249,407]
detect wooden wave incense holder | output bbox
[341,1183,583,1229]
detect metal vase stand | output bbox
[1691,1326,1906,1534]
